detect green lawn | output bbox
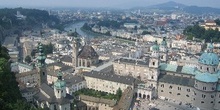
[73,88,120,101]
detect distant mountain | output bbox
[183,6,220,14]
[136,1,220,14]
[149,1,186,9]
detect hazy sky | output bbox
[0,0,220,9]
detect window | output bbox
[151,76,154,79]
[187,89,190,92]
[195,84,198,87]
[202,94,206,98]
[207,68,209,71]
[211,101,213,103]
[219,101,220,103]
[203,87,206,90]
[161,90,164,92]
[177,93,180,95]
[201,101,204,103]
[43,72,45,76]
[214,68,216,72]
[211,95,214,98]
[169,86,173,89]
[193,98,195,100]
[61,90,63,93]
[161,84,164,88]
[153,62,155,66]
[169,92,172,94]
[212,87,215,90]
[178,87,181,90]
[186,95,189,97]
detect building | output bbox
[19,43,74,110]
[201,20,220,31]
[72,36,99,69]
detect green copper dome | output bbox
[54,80,66,89]
[198,53,219,66]
[195,73,218,83]
[54,72,66,89]
[152,40,160,51]
[37,43,46,67]
[198,43,219,66]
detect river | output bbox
[64,21,101,38]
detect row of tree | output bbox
[183,25,220,42]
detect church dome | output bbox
[198,43,219,66]
[54,80,66,89]
[195,73,218,83]
[54,72,66,89]
[198,53,219,66]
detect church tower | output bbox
[160,37,168,63]
[36,43,47,86]
[54,72,66,98]
[72,35,80,69]
[149,40,160,68]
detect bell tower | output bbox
[54,72,66,98]
[37,43,47,86]
[149,40,160,68]
[160,37,168,63]
[72,36,80,69]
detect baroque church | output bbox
[112,37,220,110]
[33,43,74,110]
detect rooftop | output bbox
[83,71,135,85]
[158,74,195,87]
[195,73,218,83]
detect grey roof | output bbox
[20,87,38,94]
[34,83,74,105]
[158,74,195,87]
[83,71,135,85]
[78,45,99,59]
[3,37,17,46]
[114,57,149,66]
[60,55,72,63]
[40,83,55,98]
[64,75,85,87]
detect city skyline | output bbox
[0,0,220,9]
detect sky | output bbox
[0,0,220,9]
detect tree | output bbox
[116,88,122,101]
[215,19,220,26]
[142,31,151,35]
[25,55,31,63]
[43,43,53,55]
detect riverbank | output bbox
[80,27,107,38]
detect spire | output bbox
[152,40,159,51]
[206,43,214,53]
[57,71,62,80]
[161,37,167,46]
[37,43,46,67]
